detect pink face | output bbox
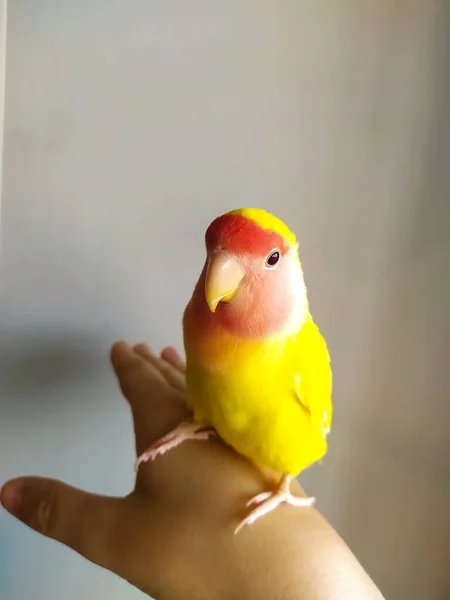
[198,214,304,339]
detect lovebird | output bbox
[136,208,332,533]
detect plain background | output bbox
[1,2,449,599]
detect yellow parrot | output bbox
[136,208,332,533]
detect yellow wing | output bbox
[292,315,332,437]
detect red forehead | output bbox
[205,214,289,256]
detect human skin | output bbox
[0,341,385,600]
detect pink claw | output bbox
[135,420,216,472]
[235,475,315,534]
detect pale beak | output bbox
[205,252,245,313]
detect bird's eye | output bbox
[265,249,280,269]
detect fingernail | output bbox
[115,340,131,350]
[0,479,24,516]
[134,343,151,351]
[161,346,177,359]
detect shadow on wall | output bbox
[0,328,105,406]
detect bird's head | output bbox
[199,208,308,338]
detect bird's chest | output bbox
[185,353,312,475]
[186,343,291,433]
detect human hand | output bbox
[0,342,284,599]
[1,341,385,600]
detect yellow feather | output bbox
[184,313,332,476]
[183,208,332,479]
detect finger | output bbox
[134,343,186,392]
[110,341,166,402]
[160,346,186,373]
[110,340,135,369]
[0,477,126,573]
[133,343,163,371]
[159,346,186,392]
[110,342,190,456]
[111,341,163,382]
[159,359,186,392]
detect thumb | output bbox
[1,476,125,571]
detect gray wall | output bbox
[1,2,449,599]
[0,0,6,196]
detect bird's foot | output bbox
[235,475,315,534]
[135,420,217,472]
